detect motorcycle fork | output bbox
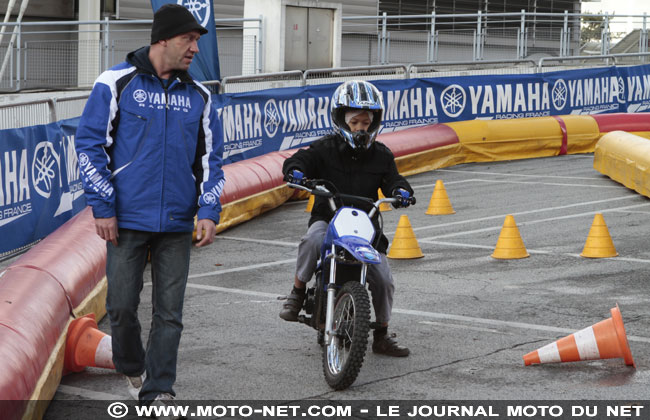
[324,244,337,345]
[323,245,369,345]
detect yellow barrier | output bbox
[445,115,600,161]
[594,130,650,197]
[560,115,602,154]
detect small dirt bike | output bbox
[288,179,415,390]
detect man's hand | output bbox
[95,217,118,246]
[195,218,216,247]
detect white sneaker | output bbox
[151,393,186,420]
[125,372,145,400]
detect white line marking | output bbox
[393,308,650,343]
[180,283,650,343]
[411,177,617,191]
[410,195,650,233]
[56,384,124,400]
[188,258,296,279]
[411,179,478,189]
[419,240,552,255]
[466,178,621,188]
[435,168,598,180]
[186,283,282,298]
[609,209,650,215]
[216,236,298,247]
[419,320,514,335]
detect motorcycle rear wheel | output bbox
[321,281,370,390]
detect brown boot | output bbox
[279,287,305,322]
[372,333,410,357]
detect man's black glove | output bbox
[392,188,415,208]
[283,169,304,184]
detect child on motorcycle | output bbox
[279,80,415,357]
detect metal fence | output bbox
[341,11,650,65]
[2,11,650,93]
[407,59,538,79]
[0,17,262,92]
[0,94,89,129]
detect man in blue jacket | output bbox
[75,4,225,406]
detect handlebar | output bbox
[287,180,415,217]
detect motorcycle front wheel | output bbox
[321,281,371,390]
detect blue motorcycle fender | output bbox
[333,236,382,264]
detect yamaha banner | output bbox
[213,65,650,164]
[0,118,86,256]
[212,83,339,163]
[150,0,221,82]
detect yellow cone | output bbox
[491,214,529,259]
[377,189,392,212]
[581,213,618,258]
[426,180,455,215]
[305,194,314,212]
[387,215,424,259]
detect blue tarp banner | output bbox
[0,118,86,256]
[214,65,650,164]
[150,0,221,82]
[3,64,650,254]
[212,83,339,163]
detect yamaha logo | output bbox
[441,84,466,118]
[264,99,280,138]
[133,89,147,103]
[79,152,89,167]
[617,77,625,104]
[203,192,217,204]
[32,142,60,199]
[552,79,568,110]
[178,0,210,28]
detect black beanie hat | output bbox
[151,4,208,44]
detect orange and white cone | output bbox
[523,304,635,367]
[377,189,392,212]
[388,215,424,259]
[64,314,115,374]
[426,180,455,215]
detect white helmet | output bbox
[330,80,384,152]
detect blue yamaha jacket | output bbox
[75,47,225,232]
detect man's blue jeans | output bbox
[106,229,192,402]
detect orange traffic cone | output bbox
[388,215,424,259]
[426,180,455,215]
[377,189,392,212]
[491,214,529,259]
[523,304,635,367]
[64,314,115,374]
[305,194,314,212]
[581,213,618,258]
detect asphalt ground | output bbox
[43,153,650,417]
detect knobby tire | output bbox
[321,281,371,390]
